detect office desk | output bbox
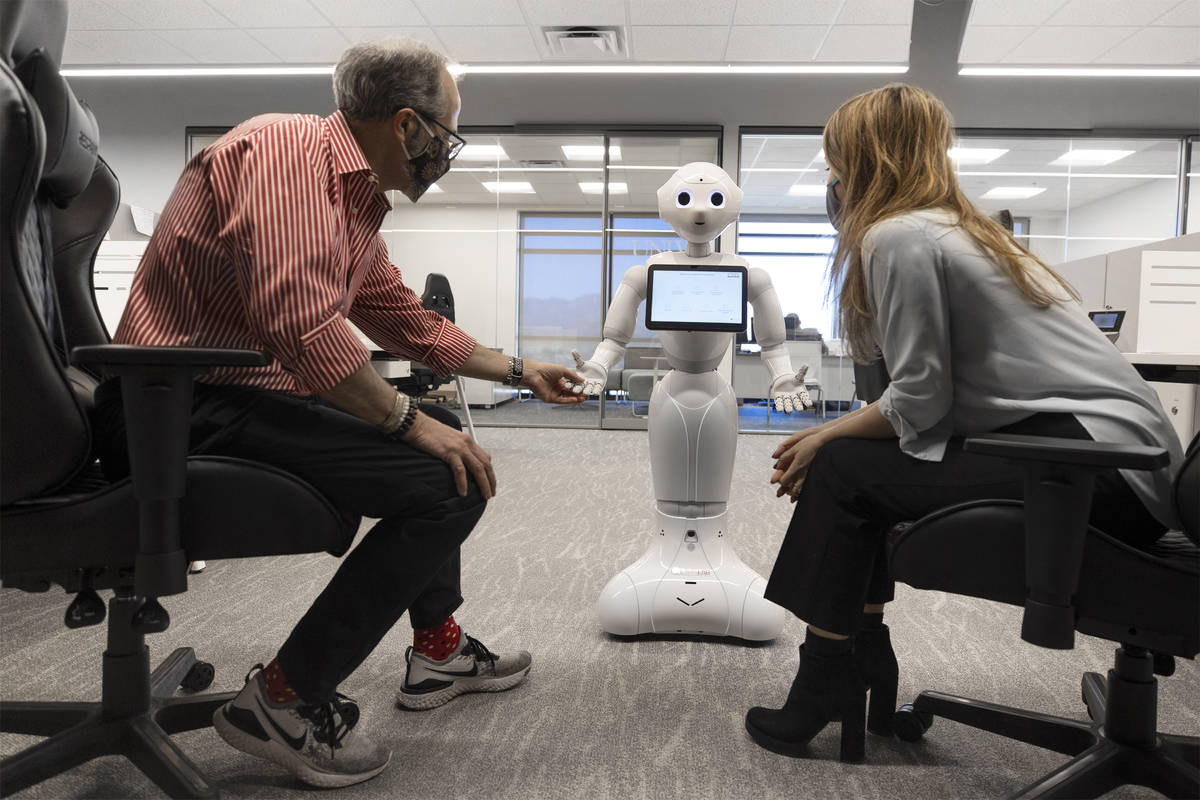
[1125,352,1200,385]
[1125,352,1200,445]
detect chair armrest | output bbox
[965,432,1167,651]
[70,345,268,601]
[72,343,268,369]
[965,433,1169,471]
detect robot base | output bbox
[597,510,784,641]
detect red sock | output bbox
[413,616,461,661]
[262,657,299,704]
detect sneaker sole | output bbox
[395,664,531,711]
[212,706,390,788]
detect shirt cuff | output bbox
[416,319,476,378]
[878,386,948,462]
[291,315,371,394]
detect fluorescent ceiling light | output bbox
[455,64,908,75]
[982,186,1046,199]
[425,184,443,194]
[788,184,828,197]
[960,66,1200,78]
[562,145,622,161]
[63,64,909,78]
[1051,149,1134,167]
[459,144,508,161]
[61,66,335,78]
[579,182,627,194]
[949,147,1008,165]
[482,181,535,194]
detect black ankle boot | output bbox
[855,624,899,737]
[745,642,866,763]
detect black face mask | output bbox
[825,178,843,230]
[401,128,452,203]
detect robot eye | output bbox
[709,190,725,208]
[676,190,692,208]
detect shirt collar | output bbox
[326,110,374,177]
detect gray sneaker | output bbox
[213,665,391,788]
[397,633,532,710]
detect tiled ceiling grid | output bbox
[63,0,915,66]
[960,0,1199,66]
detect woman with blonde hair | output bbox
[744,84,1182,762]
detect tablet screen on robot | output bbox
[644,264,748,332]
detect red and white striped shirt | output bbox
[114,110,476,395]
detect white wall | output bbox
[1063,178,1180,261]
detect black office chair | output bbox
[0,4,357,796]
[385,272,477,437]
[887,432,1199,798]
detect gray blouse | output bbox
[865,209,1183,529]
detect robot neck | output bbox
[685,241,712,258]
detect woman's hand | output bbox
[771,425,826,460]
[771,434,825,502]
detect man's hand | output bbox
[402,411,497,498]
[521,360,588,404]
[562,350,608,396]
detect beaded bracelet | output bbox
[379,392,411,435]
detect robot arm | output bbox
[748,268,812,413]
[568,264,647,395]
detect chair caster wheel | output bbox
[893,702,933,742]
[181,661,214,692]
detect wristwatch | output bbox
[504,356,524,387]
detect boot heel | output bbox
[838,689,867,763]
[866,675,897,737]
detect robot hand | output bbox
[564,349,608,396]
[769,365,812,414]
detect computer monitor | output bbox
[1088,310,1125,333]
[645,264,748,333]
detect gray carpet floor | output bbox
[2,426,1196,799]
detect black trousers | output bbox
[93,381,487,703]
[763,413,1166,636]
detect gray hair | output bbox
[333,38,454,122]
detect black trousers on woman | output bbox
[93,380,487,704]
[764,413,1165,636]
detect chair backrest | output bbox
[1176,433,1199,544]
[421,273,454,324]
[0,0,108,504]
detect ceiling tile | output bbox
[967,0,1069,27]
[517,0,626,27]
[1151,1,1200,26]
[308,0,424,27]
[412,0,526,26]
[99,0,235,28]
[1095,26,1200,64]
[815,24,909,62]
[959,25,1036,63]
[725,25,827,61]
[733,0,846,26]
[629,26,730,60]
[1043,0,1181,26]
[67,1,140,30]
[62,31,106,62]
[249,27,352,62]
[338,27,447,53]
[64,29,195,62]
[156,28,283,62]
[1001,26,1138,63]
[835,0,914,26]
[630,0,734,26]
[205,0,332,28]
[435,25,540,61]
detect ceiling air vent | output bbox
[542,26,625,59]
[519,159,566,168]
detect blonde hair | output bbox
[822,83,1078,363]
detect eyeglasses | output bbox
[413,111,466,161]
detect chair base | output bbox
[913,647,1200,799]
[1,643,233,799]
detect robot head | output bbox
[657,162,743,244]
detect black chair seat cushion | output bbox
[889,500,1200,657]
[1,455,358,591]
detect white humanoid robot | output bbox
[568,162,812,641]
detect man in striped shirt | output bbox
[96,39,585,788]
